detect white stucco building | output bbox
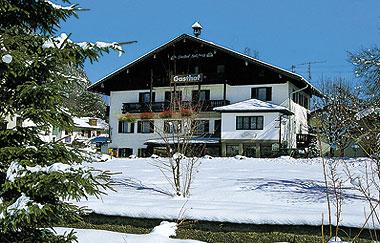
[3,115,108,144]
[89,31,321,157]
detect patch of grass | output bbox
[60,213,376,243]
[64,221,150,235]
[176,229,322,243]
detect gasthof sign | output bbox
[171,74,203,83]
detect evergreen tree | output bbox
[0,1,121,241]
[62,66,106,120]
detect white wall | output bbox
[286,83,310,148]
[109,81,312,151]
[111,118,220,154]
[4,115,106,144]
[221,112,285,142]
[109,84,225,152]
[227,83,290,107]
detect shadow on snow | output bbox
[237,178,367,203]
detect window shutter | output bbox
[266,87,272,101]
[150,121,154,133]
[130,123,135,133]
[205,120,210,133]
[118,121,123,133]
[151,92,155,102]
[137,121,142,133]
[165,91,171,102]
[177,91,182,101]
[205,90,210,101]
[251,88,257,99]
[192,90,198,102]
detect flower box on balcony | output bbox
[119,113,137,123]
[180,108,193,117]
[159,110,173,118]
[140,112,155,120]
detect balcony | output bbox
[122,100,230,113]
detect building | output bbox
[3,115,108,144]
[89,26,321,157]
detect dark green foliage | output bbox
[62,67,106,119]
[0,1,119,241]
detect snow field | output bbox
[76,157,376,228]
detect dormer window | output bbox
[89,118,97,126]
[251,87,272,101]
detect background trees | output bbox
[0,1,122,241]
[62,66,106,120]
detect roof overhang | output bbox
[89,34,323,97]
[215,109,293,115]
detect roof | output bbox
[191,21,203,29]
[89,33,322,97]
[214,99,293,115]
[73,117,108,130]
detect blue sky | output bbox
[61,0,380,89]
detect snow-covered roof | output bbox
[214,99,293,114]
[73,117,108,130]
[191,21,202,29]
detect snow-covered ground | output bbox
[54,221,203,243]
[76,156,376,228]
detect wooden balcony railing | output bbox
[122,100,230,113]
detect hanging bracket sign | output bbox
[171,73,203,83]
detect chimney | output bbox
[192,21,203,37]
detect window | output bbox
[165,91,182,103]
[164,120,182,134]
[226,144,240,157]
[119,148,133,158]
[16,117,23,127]
[251,87,272,101]
[236,116,264,130]
[193,120,209,135]
[137,120,154,133]
[89,118,97,126]
[291,90,309,109]
[243,144,257,157]
[138,148,148,157]
[118,121,135,133]
[192,90,210,102]
[139,92,155,103]
[52,126,60,136]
